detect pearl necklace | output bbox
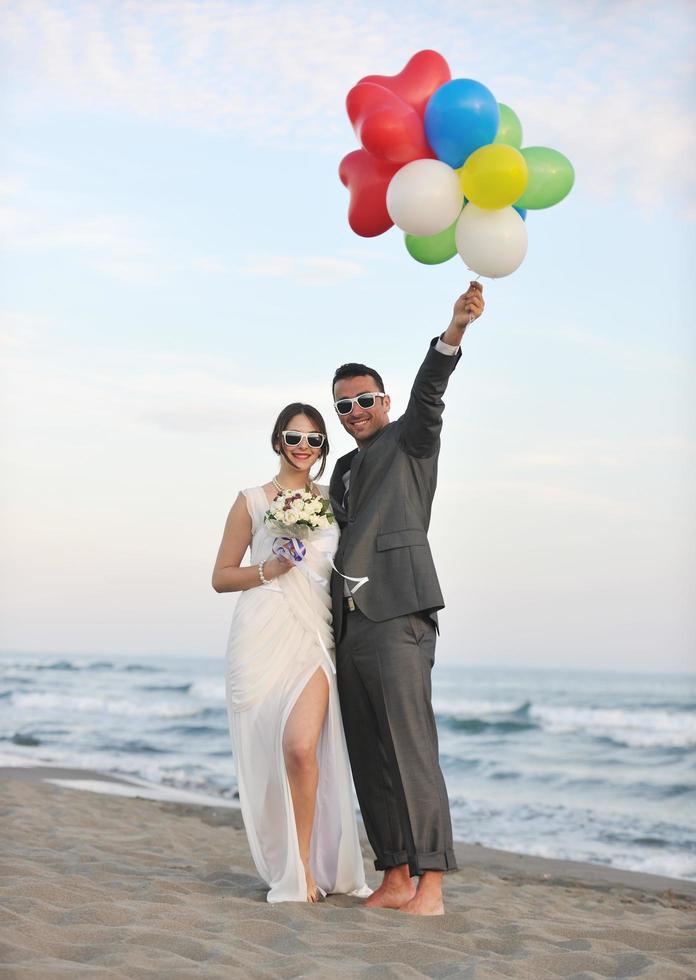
[273,476,314,495]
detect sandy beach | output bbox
[1,766,695,979]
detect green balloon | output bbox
[405,221,458,265]
[494,103,523,148]
[515,146,575,209]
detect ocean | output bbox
[2,653,695,881]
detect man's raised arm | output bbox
[398,282,485,458]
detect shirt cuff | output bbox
[435,336,460,356]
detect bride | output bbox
[212,402,369,903]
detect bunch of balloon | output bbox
[339,50,574,278]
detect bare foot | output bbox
[400,871,445,915]
[363,869,416,910]
[303,861,321,903]
[400,892,444,915]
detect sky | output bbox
[1,0,694,671]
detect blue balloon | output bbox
[513,205,527,221]
[425,79,500,169]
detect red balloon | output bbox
[346,82,433,165]
[338,150,401,238]
[359,49,451,117]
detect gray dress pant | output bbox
[336,607,457,876]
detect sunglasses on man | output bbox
[333,392,385,416]
[281,430,326,449]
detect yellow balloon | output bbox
[459,144,528,210]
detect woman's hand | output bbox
[263,556,295,580]
[212,493,296,593]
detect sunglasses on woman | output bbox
[282,430,326,449]
[333,392,385,416]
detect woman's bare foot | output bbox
[303,860,321,903]
[363,866,416,910]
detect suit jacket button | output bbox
[348,518,356,524]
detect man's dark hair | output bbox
[332,363,385,396]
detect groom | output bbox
[329,282,485,916]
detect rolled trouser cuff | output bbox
[374,848,458,876]
[410,847,458,876]
[373,849,410,871]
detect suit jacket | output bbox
[329,338,461,637]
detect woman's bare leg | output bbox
[282,667,329,901]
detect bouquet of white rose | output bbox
[264,488,335,563]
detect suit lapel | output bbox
[330,450,358,526]
[336,424,392,520]
[347,450,366,519]
[346,423,393,516]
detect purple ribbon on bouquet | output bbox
[272,536,307,563]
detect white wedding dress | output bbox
[225,485,370,903]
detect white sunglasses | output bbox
[334,392,385,416]
[281,430,326,449]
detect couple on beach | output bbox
[212,282,485,915]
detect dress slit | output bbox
[281,665,330,753]
[276,663,332,896]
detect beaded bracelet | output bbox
[258,561,270,586]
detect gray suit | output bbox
[329,339,459,876]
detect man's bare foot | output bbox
[400,892,444,916]
[400,870,445,916]
[363,866,416,910]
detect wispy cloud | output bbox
[517,322,696,378]
[191,257,229,275]
[1,1,694,209]
[446,475,642,520]
[0,173,366,287]
[130,362,283,432]
[1,341,331,438]
[505,436,696,472]
[0,309,53,350]
[0,174,26,197]
[132,354,332,433]
[239,254,365,284]
[0,178,166,285]
[0,177,229,286]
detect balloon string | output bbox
[468,275,481,325]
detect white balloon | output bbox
[455,204,528,278]
[386,160,464,237]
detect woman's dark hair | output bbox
[271,403,329,481]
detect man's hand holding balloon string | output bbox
[441,281,485,347]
